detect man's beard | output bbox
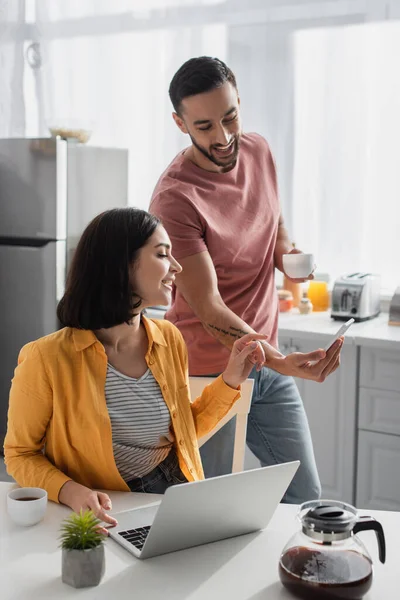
[189,133,241,170]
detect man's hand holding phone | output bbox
[267,319,353,383]
[323,318,355,352]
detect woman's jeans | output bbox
[127,449,187,494]
[199,367,321,504]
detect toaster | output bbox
[331,273,381,321]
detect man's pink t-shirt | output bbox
[150,132,280,375]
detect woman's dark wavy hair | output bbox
[57,207,160,329]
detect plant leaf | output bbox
[59,509,104,550]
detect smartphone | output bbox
[324,318,355,352]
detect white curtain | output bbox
[228,23,296,233]
[8,2,399,290]
[0,0,27,137]
[292,21,400,291]
[33,0,227,209]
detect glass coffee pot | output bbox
[279,500,386,600]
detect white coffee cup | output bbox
[282,253,315,279]
[7,487,47,526]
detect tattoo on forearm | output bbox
[207,323,250,340]
[230,326,249,335]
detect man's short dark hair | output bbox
[169,56,237,115]
[57,207,160,330]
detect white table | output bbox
[0,482,397,599]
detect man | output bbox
[149,57,342,503]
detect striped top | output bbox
[105,363,173,481]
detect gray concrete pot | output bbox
[62,544,105,588]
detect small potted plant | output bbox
[60,509,105,588]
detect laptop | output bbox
[108,460,299,559]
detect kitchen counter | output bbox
[145,307,400,351]
[278,310,400,351]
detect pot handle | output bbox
[353,516,386,564]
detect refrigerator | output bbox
[0,137,128,446]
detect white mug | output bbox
[7,487,47,526]
[282,253,315,279]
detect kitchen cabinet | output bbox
[359,347,400,391]
[359,388,400,437]
[356,430,400,511]
[281,339,400,510]
[279,335,358,505]
[356,347,400,510]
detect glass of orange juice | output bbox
[307,277,330,312]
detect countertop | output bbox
[145,308,400,352]
[278,311,400,351]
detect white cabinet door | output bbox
[360,347,400,391]
[359,387,400,436]
[357,430,400,511]
[290,338,358,504]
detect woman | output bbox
[4,208,267,529]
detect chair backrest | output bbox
[188,377,254,473]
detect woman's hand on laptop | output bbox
[222,333,269,389]
[58,480,118,534]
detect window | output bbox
[4,1,399,291]
[292,22,400,292]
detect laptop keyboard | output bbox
[118,525,151,551]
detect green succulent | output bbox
[60,509,104,551]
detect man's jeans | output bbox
[199,366,321,504]
[127,450,187,494]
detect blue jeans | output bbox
[199,367,321,504]
[127,449,187,494]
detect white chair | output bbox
[189,377,254,473]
